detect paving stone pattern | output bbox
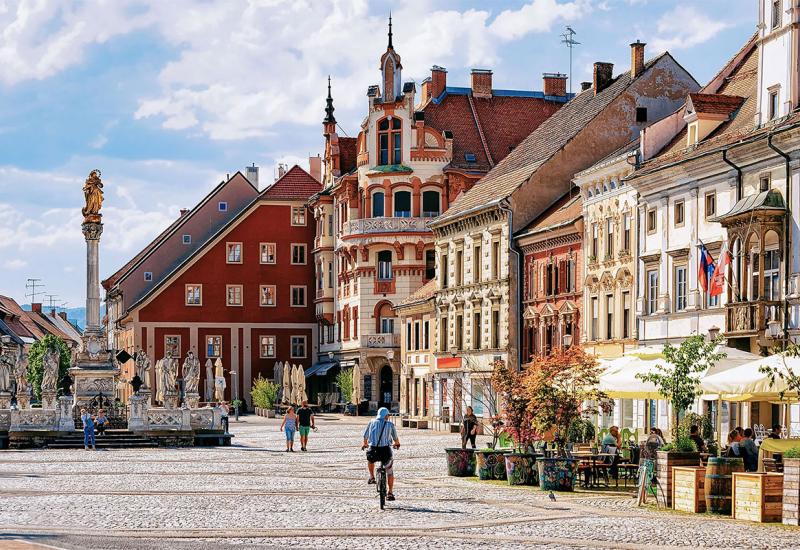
[1,415,799,549]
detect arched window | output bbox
[377,250,392,280]
[376,301,395,334]
[394,190,411,217]
[422,190,440,217]
[372,191,385,218]
[378,117,402,165]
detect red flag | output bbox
[709,250,730,297]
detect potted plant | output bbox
[636,335,724,506]
[336,368,355,409]
[250,376,279,418]
[781,446,800,525]
[523,346,612,492]
[231,399,243,421]
[475,416,508,480]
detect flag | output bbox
[698,244,715,293]
[709,249,731,297]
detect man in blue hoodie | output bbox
[361,407,401,501]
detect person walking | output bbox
[80,408,96,451]
[361,407,401,501]
[460,406,478,449]
[297,400,315,452]
[281,406,297,452]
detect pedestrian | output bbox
[281,406,297,452]
[297,400,315,452]
[460,406,478,449]
[95,409,110,437]
[80,408,96,451]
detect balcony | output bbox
[341,217,429,238]
[725,300,782,336]
[362,333,397,348]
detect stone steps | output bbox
[47,430,158,449]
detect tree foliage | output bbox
[336,368,354,404]
[250,375,279,409]
[492,360,534,451]
[759,343,800,401]
[27,334,71,400]
[636,335,725,436]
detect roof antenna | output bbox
[561,26,580,96]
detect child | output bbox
[95,409,110,436]
[80,408,96,451]
[280,406,297,452]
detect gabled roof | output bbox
[0,296,44,340]
[516,192,583,240]
[261,165,322,201]
[30,311,78,345]
[396,279,438,309]
[687,93,745,116]
[434,53,677,225]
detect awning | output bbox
[305,361,339,377]
[709,189,785,223]
[701,353,800,402]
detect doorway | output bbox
[379,364,393,409]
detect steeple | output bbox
[388,12,393,50]
[380,14,402,103]
[323,75,336,125]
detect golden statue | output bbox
[82,169,104,223]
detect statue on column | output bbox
[213,358,226,402]
[161,352,179,408]
[82,169,104,223]
[154,358,165,404]
[182,351,201,408]
[135,350,151,390]
[14,353,29,409]
[0,346,14,393]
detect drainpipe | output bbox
[767,134,792,346]
[722,149,742,202]
[498,199,522,370]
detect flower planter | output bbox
[537,457,578,492]
[267,409,276,418]
[733,472,783,523]
[783,458,800,525]
[445,448,476,477]
[672,466,706,513]
[656,451,700,508]
[505,453,538,486]
[704,456,744,515]
[476,450,507,480]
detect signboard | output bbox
[437,356,462,370]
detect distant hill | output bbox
[21,305,104,331]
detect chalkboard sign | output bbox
[363,375,372,401]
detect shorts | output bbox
[285,427,296,441]
[367,446,394,476]
[299,426,311,437]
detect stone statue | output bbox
[182,351,201,395]
[82,169,104,223]
[0,348,14,392]
[41,348,59,393]
[135,350,152,389]
[163,353,178,393]
[154,358,165,404]
[214,358,226,402]
[15,354,29,407]
[205,359,213,401]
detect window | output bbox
[705,192,716,218]
[165,335,180,358]
[206,336,221,358]
[218,201,228,212]
[491,310,500,349]
[473,311,481,349]
[647,270,658,314]
[328,262,334,288]
[441,253,449,288]
[259,243,276,264]
[291,206,306,226]
[377,250,392,280]
[260,285,276,306]
[424,320,430,349]
[394,190,411,217]
[260,335,276,358]
[606,295,614,340]
[473,245,482,282]
[440,317,448,352]
[378,117,402,165]
[623,213,631,251]
[674,266,687,311]
[765,249,780,301]
[182,234,191,245]
[144,271,153,282]
[636,107,647,123]
[769,90,780,120]
[186,284,202,306]
[674,200,685,227]
[422,191,440,217]
[406,321,412,350]
[706,270,719,308]
[226,284,243,306]
[455,315,463,350]
[491,241,500,279]
[565,257,575,292]
[372,192,385,217]
[591,297,599,341]
[647,208,657,234]
[414,321,420,350]
[226,242,242,264]
[606,218,614,258]
[353,307,358,338]
[455,250,463,286]
[772,0,781,29]
[622,291,631,339]
[290,336,307,358]
[425,250,435,280]
[591,223,599,259]
[380,317,394,334]
[291,286,307,307]
[291,244,307,265]
[760,175,771,192]
[327,214,333,236]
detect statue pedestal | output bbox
[41,390,57,410]
[0,391,11,409]
[139,388,152,406]
[185,393,200,409]
[163,391,180,410]
[16,394,29,410]
[57,396,75,431]
[70,328,118,409]
[128,394,150,431]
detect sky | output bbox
[0,0,756,306]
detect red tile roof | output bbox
[397,279,438,308]
[516,192,583,238]
[261,165,322,201]
[0,296,45,340]
[688,93,745,116]
[339,137,358,174]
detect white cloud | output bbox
[489,0,591,40]
[4,258,27,270]
[650,5,731,53]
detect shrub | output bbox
[783,447,800,459]
[567,418,596,444]
[250,376,279,409]
[664,436,698,453]
[336,368,354,404]
[678,412,713,441]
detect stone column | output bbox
[82,222,102,331]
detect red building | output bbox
[515,192,584,363]
[104,166,321,405]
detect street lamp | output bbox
[766,319,782,340]
[562,333,573,349]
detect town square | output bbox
[3,0,800,548]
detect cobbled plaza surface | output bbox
[1,414,799,550]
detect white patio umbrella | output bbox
[282,362,291,404]
[297,365,307,403]
[701,353,800,402]
[351,367,361,405]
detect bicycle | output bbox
[376,459,388,510]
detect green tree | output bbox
[636,335,725,437]
[759,342,800,401]
[336,368,354,404]
[250,375,279,409]
[27,335,71,400]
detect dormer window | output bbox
[464,152,477,163]
[378,117,402,165]
[769,88,780,120]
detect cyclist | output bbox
[361,407,400,501]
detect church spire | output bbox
[388,12,393,49]
[323,75,336,124]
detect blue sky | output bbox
[0,0,755,306]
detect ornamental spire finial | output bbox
[388,12,393,49]
[323,75,336,124]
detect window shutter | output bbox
[559,260,567,293]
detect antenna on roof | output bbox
[45,294,59,311]
[25,278,44,304]
[561,26,580,96]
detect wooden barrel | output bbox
[705,457,744,514]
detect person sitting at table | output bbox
[768,425,782,439]
[688,425,706,453]
[725,429,741,458]
[601,426,621,480]
[740,428,759,471]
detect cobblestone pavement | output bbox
[1,414,799,549]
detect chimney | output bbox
[470,69,492,99]
[431,66,447,99]
[309,155,322,183]
[245,163,259,188]
[581,81,592,91]
[31,303,42,313]
[420,77,432,103]
[593,62,614,95]
[543,73,568,97]
[277,163,287,180]
[58,311,68,322]
[630,40,646,78]
[179,208,190,217]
